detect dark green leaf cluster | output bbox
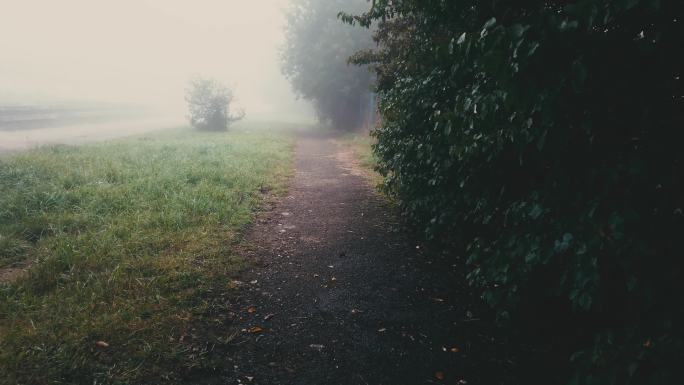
[353,0,684,383]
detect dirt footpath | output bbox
[221,132,502,385]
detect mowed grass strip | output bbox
[0,126,294,384]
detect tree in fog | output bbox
[281,0,374,131]
[185,77,244,131]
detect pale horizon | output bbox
[0,0,313,122]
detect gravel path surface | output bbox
[222,132,497,385]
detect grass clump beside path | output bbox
[0,125,294,384]
[341,132,384,187]
[343,133,377,171]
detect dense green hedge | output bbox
[346,0,684,383]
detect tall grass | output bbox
[342,133,378,171]
[0,126,293,384]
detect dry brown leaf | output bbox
[247,306,257,313]
[248,326,264,334]
[95,341,109,348]
[435,371,445,380]
[450,347,460,353]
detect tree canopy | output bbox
[185,77,244,131]
[282,0,374,131]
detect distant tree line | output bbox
[281,0,374,131]
[342,0,684,384]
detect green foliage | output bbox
[0,126,293,384]
[281,0,374,130]
[349,0,684,383]
[185,77,244,131]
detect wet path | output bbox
[222,132,481,385]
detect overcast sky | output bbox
[0,0,312,121]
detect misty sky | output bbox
[0,0,312,121]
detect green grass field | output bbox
[0,124,294,384]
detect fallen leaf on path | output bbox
[264,313,275,321]
[435,371,445,380]
[219,331,239,344]
[95,341,109,348]
[451,347,460,353]
[247,306,257,313]
[248,326,264,334]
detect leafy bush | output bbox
[185,77,244,131]
[281,0,374,130]
[347,0,684,383]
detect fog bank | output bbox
[0,0,312,122]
